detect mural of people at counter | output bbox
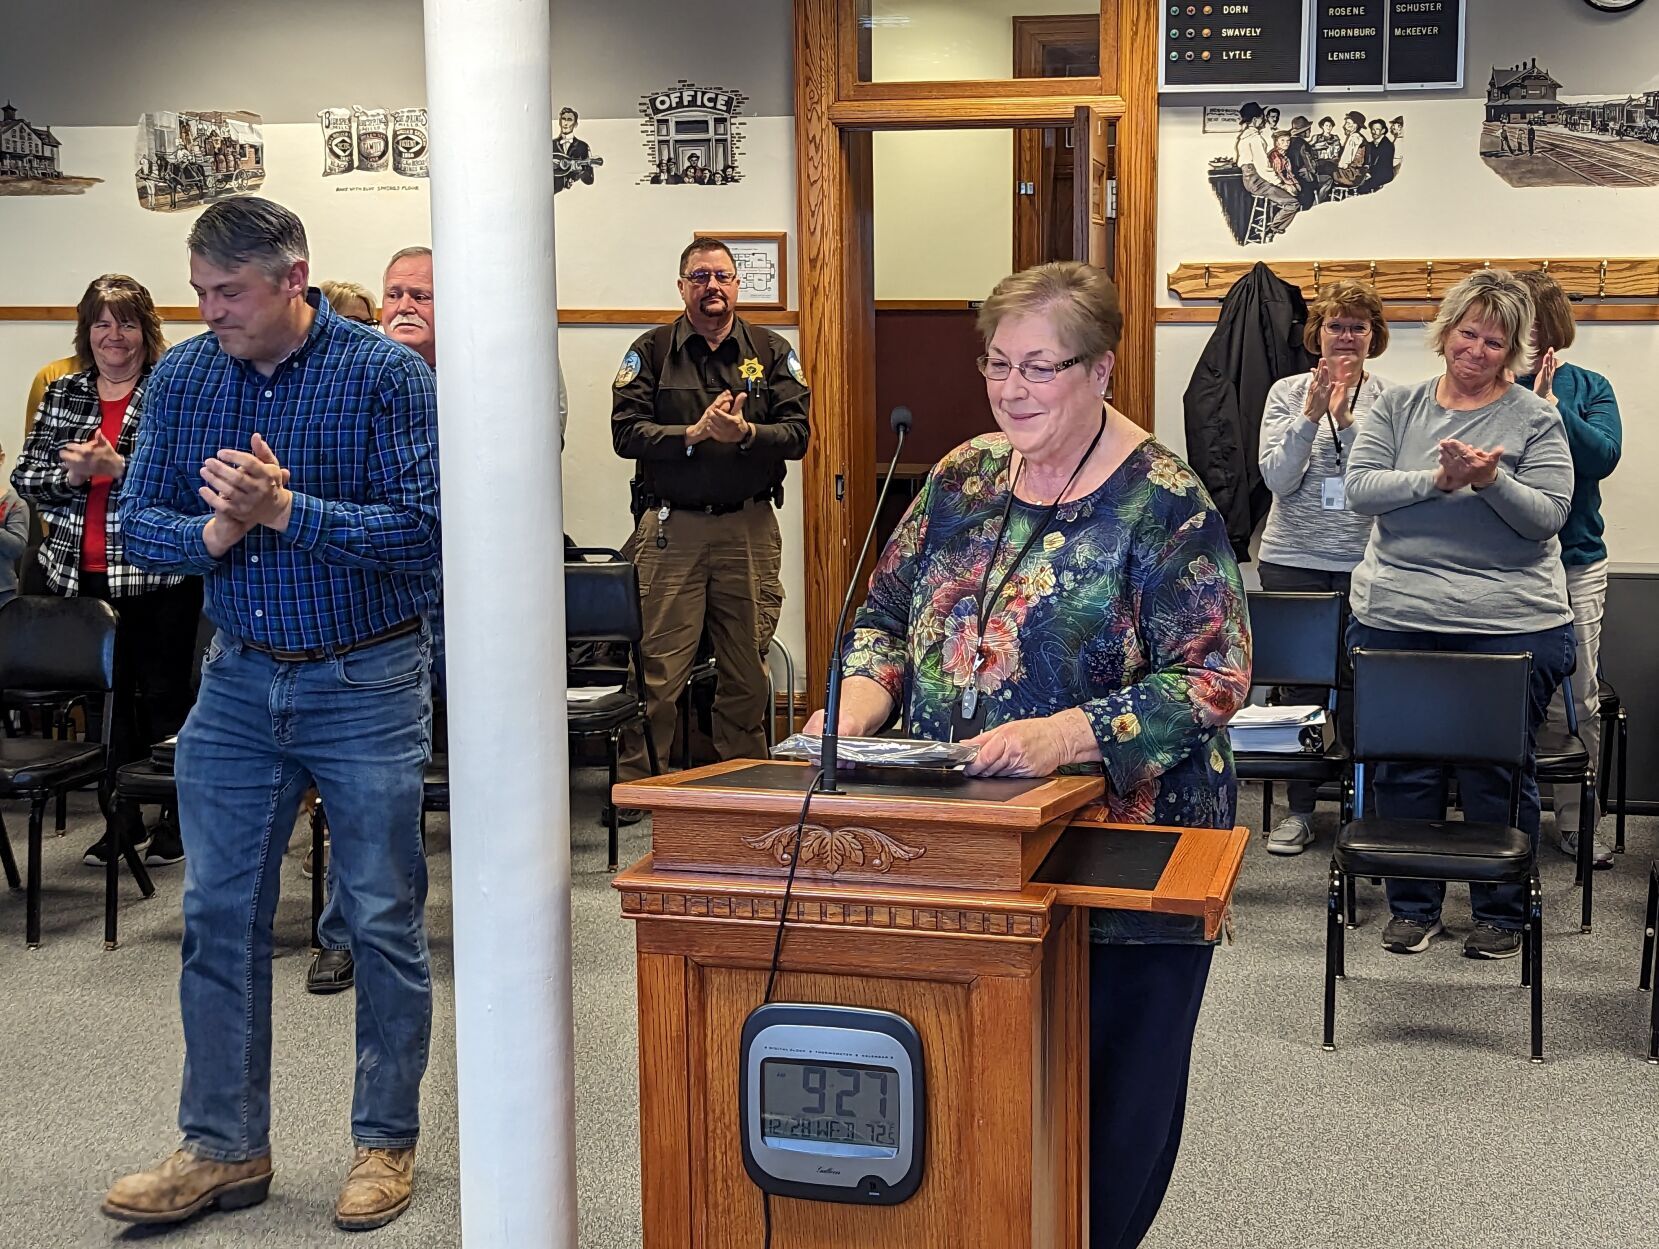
[1482,57,1659,189]
[1208,101,1403,246]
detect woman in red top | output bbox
[13,276,203,868]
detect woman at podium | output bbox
[805,261,1250,1248]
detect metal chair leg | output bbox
[0,810,19,889]
[25,797,45,948]
[309,803,327,953]
[1261,781,1274,838]
[606,728,621,872]
[1529,875,1544,1063]
[1323,862,1342,1050]
[1615,709,1628,854]
[1344,873,1358,930]
[1641,862,1657,993]
[53,706,69,834]
[1579,775,1595,935]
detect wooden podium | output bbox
[612,759,1247,1248]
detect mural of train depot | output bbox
[1482,58,1659,189]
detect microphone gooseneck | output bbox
[820,406,912,794]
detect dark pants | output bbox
[1256,562,1354,815]
[75,574,203,802]
[1090,941,1214,1249]
[1347,619,1575,930]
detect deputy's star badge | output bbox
[738,357,765,383]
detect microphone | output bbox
[820,405,912,794]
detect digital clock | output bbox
[739,1004,925,1205]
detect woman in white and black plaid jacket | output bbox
[12,275,203,868]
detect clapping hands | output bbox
[1435,438,1504,493]
[1302,359,1357,429]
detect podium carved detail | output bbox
[742,823,926,874]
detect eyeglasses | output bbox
[344,315,377,326]
[1323,321,1372,338]
[682,269,738,287]
[976,354,1083,383]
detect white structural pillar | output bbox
[423,1,576,1245]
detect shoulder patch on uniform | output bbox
[785,350,807,386]
[614,349,642,389]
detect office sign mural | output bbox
[640,82,749,185]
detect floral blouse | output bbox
[845,434,1251,937]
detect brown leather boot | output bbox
[101,1148,272,1224]
[335,1145,415,1230]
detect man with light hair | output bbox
[106,196,439,1232]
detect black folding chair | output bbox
[1238,592,1352,839]
[1325,649,1543,1061]
[566,548,660,871]
[0,597,119,948]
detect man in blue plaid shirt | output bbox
[104,197,440,1233]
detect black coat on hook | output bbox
[1181,262,1316,561]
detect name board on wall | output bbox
[1160,0,1311,94]
[1161,0,1464,94]
[1385,0,1465,90]
[1312,0,1385,91]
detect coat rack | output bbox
[1168,257,1659,303]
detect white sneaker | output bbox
[1266,814,1315,856]
[1559,828,1614,869]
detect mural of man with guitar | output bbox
[553,105,602,194]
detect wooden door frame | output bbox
[795,0,1158,704]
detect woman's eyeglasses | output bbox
[1322,321,1371,339]
[976,354,1082,383]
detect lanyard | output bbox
[957,413,1106,729]
[1322,371,1364,468]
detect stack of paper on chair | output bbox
[1228,705,1327,753]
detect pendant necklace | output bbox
[955,412,1107,734]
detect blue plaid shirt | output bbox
[120,291,440,652]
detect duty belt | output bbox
[242,617,423,664]
[644,488,777,517]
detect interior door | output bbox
[1072,104,1112,272]
[1012,14,1101,270]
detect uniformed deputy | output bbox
[612,236,810,784]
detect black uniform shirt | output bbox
[611,314,811,510]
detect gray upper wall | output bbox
[0,0,796,124]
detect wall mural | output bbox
[639,82,748,185]
[1206,101,1404,246]
[0,98,100,195]
[135,110,265,212]
[553,105,602,194]
[319,106,429,179]
[1482,57,1659,189]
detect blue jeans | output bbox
[1347,619,1574,930]
[175,628,433,1161]
[317,605,443,952]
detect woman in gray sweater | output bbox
[1345,270,1574,962]
[1257,280,1393,855]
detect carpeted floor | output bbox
[0,775,1654,1248]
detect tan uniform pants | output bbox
[619,501,781,780]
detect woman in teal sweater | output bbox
[1515,270,1622,867]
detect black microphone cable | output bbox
[759,767,828,1249]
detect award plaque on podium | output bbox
[613,759,1247,1248]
